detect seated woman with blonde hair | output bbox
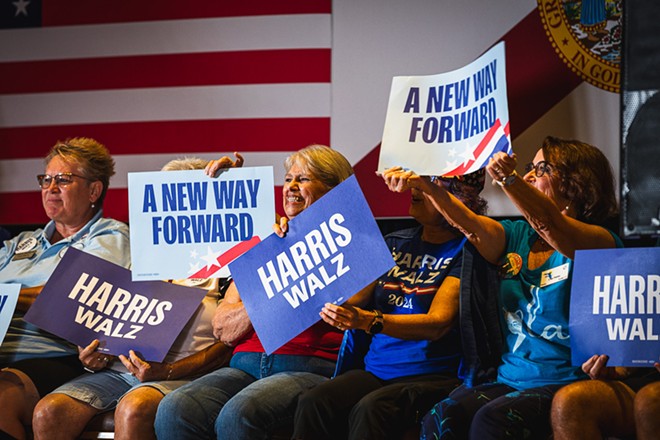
[155,145,353,439]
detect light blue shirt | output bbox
[0,210,130,363]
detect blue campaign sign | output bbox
[570,247,660,367]
[24,248,207,362]
[228,175,395,354]
[128,166,275,281]
[0,283,20,346]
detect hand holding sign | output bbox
[580,353,632,381]
[320,302,362,331]
[204,152,245,176]
[379,166,426,193]
[119,349,170,381]
[79,339,111,372]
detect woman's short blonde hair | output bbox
[45,137,115,207]
[284,144,354,188]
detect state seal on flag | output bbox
[537,0,622,93]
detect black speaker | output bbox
[621,0,660,237]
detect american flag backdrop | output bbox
[0,0,332,224]
[0,0,621,226]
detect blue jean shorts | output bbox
[51,369,191,411]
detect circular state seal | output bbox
[537,0,622,92]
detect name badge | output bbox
[13,237,38,261]
[540,262,570,287]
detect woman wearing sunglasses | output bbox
[382,136,621,440]
[0,138,130,440]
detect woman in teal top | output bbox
[382,136,621,439]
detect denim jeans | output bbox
[154,352,335,440]
[51,369,140,411]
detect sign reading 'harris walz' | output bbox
[229,175,395,354]
[570,247,660,367]
[24,248,207,362]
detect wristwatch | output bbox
[495,170,518,188]
[367,309,384,334]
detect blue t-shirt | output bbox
[496,220,623,390]
[0,211,130,363]
[364,227,464,380]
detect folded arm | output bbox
[212,281,252,346]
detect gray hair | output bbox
[161,157,209,171]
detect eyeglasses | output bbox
[524,161,553,178]
[37,173,93,189]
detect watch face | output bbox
[370,320,384,334]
